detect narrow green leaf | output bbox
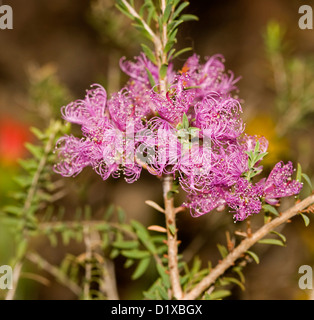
[246,250,260,264]
[191,256,202,274]
[172,47,193,59]
[270,230,286,243]
[217,244,228,259]
[254,140,260,154]
[60,257,71,275]
[115,3,134,20]
[25,143,43,159]
[18,159,37,171]
[159,64,168,79]
[48,233,58,247]
[13,175,32,188]
[162,3,172,23]
[182,112,189,129]
[206,290,231,300]
[156,284,169,300]
[141,44,157,64]
[301,173,313,190]
[30,127,45,140]
[110,248,120,259]
[296,163,302,182]
[168,224,176,236]
[3,206,21,216]
[117,206,126,223]
[145,67,156,88]
[61,230,71,245]
[262,204,279,216]
[104,204,115,220]
[180,274,189,286]
[121,249,150,259]
[180,14,199,22]
[17,239,28,259]
[156,263,170,288]
[131,220,149,238]
[233,266,245,283]
[131,220,157,253]
[131,257,151,280]
[258,238,285,246]
[167,20,184,37]
[172,2,189,20]
[124,258,135,269]
[255,152,268,162]
[143,291,156,300]
[112,240,139,249]
[221,276,245,291]
[299,213,310,227]
[132,23,153,41]
[164,40,176,54]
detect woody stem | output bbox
[162,175,183,299]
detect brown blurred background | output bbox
[0,0,314,300]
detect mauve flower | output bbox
[261,161,303,205]
[151,74,195,124]
[135,117,181,176]
[120,53,159,85]
[183,54,240,101]
[194,93,244,143]
[225,178,264,221]
[107,85,152,132]
[120,52,175,86]
[54,52,302,222]
[184,186,227,217]
[54,135,102,177]
[240,134,269,154]
[61,84,107,126]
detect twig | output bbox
[162,175,183,299]
[5,122,61,300]
[102,258,119,300]
[38,220,137,240]
[5,262,23,300]
[182,194,314,300]
[22,123,59,221]
[120,0,161,49]
[83,226,92,300]
[91,231,120,300]
[159,0,168,93]
[26,252,81,296]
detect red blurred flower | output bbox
[0,116,31,165]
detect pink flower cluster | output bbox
[54,53,302,221]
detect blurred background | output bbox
[0,0,314,300]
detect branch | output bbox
[5,262,23,300]
[5,122,62,300]
[85,230,119,300]
[38,220,137,240]
[120,0,161,50]
[182,194,314,300]
[162,175,183,299]
[26,252,82,296]
[83,226,92,300]
[22,122,60,221]
[159,0,168,93]
[102,258,120,300]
